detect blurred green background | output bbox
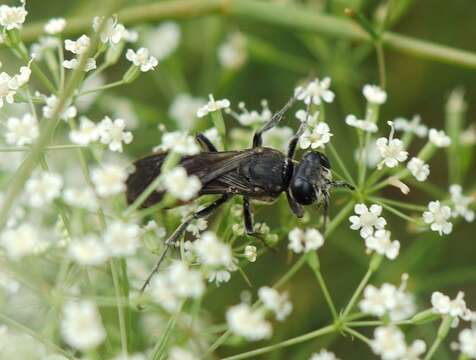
[3,0,476,358]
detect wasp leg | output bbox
[330,180,355,190]
[287,102,310,159]
[196,133,218,152]
[286,190,304,218]
[322,191,330,232]
[140,194,230,295]
[243,197,276,251]
[253,95,297,148]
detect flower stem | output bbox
[423,315,454,360]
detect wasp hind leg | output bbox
[243,197,276,251]
[196,133,218,152]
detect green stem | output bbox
[78,80,126,96]
[423,315,454,360]
[343,326,372,346]
[327,142,356,188]
[220,324,336,360]
[151,309,181,360]
[110,260,128,356]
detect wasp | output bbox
[126,95,354,291]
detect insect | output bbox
[126,95,354,291]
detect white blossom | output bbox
[309,350,340,360]
[197,94,231,118]
[194,231,233,268]
[25,171,63,207]
[244,245,257,262]
[349,203,387,239]
[423,200,453,235]
[258,286,293,321]
[144,22,181,60]
[393,115,427,138]
[92,16,125,45]
[295,109,319,125]
[363,84,387,105]
[62,57,97,72]
[168,347,197,360]
[226,303,272,341]
[431,291,467,318]
[30,36,60,60]
[371,326,406,360]
[299,122,332,149]
[295,77,335,105]
[1,65,32,108]
[126,48,158,72]
[69,235,109,266]
[288,227,324,253]
[98,116,133,152]
[227,100,271,126]
[169,94,205,130]
[0,4,27,30]
[208,269,232,286]
[402,340,426,360]
[157,130,200,155]
[5,113,39,146]
[365,230,400,260]
[450,185,474,222]
[44,18,66,34]
[69,116,100,146]
[407,157,430,182]
[163,166,201,201]
[42,94,77,121]
[65,35,91,55]
[458,328,476,358]
[104,221,140,257]
[376,135,408,168]
[218,32,247,69]
[429,128,451,148]
[345,114,378,133]
[360,283,398,317]
[91,164,127,197]
[61,300,106,350]
[186,218,207,236]
[1,224,42,260]
[63,187,99,211]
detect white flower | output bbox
[69,235,109,266]
[8,64,31,90]
[196,94,231,118]
[203,127,222,149]
[144,22,181,60]
[63,187,99,211]
[450,185,475,222]
[407,157,430,182]
[349,203,386,238]
[61,300,106,350]
[423,200,453,235]
[5,113,39,146]
[69,116,100,145]
[458,328,476,358]
[1,224,41,260]
[244,245,257,262]
[218,32,247,69]
[288,227,324,253]
[402,340,426,360]
[92,16,125,45]
[30,36,61,59]
[194,231,233,268]
[150,274,181,312]
[163,166,201,201]
[169,94,205,130]
[91,164,127,197]
[25,172,63,207]
[0,5,27,30]
[168,347,197,360]
[208,270,231,285]
[431,291,467,318]
[371,326,406,360]
[363,84,387,105]
[345,114,378,133]
[376,137,408,168]
[365,230,400,260]
[295,109,319,125]
[0,72,16,107]
[226,303,272,341]
[258,286,293,321]
[309,349,340,360]
[104,221,140,257]
[126,48,158,72]
[360,284,398,317]
[295,77,335,105]
[44,18,66,34]
[65,34,90,55]
[157,131,200,155]
[186,218,208,236]
[42,94,77,121]
[62,57,97,72]
[299,122,333,149]
[393,115,427,138]
[98,116,133,152]
[227,100,271,126]
[429,128,451,147]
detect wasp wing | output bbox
[126,149,261,207]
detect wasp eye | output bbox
[290,178,316,205]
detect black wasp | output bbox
[126,95,354,291]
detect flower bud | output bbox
[122,65,140,84]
